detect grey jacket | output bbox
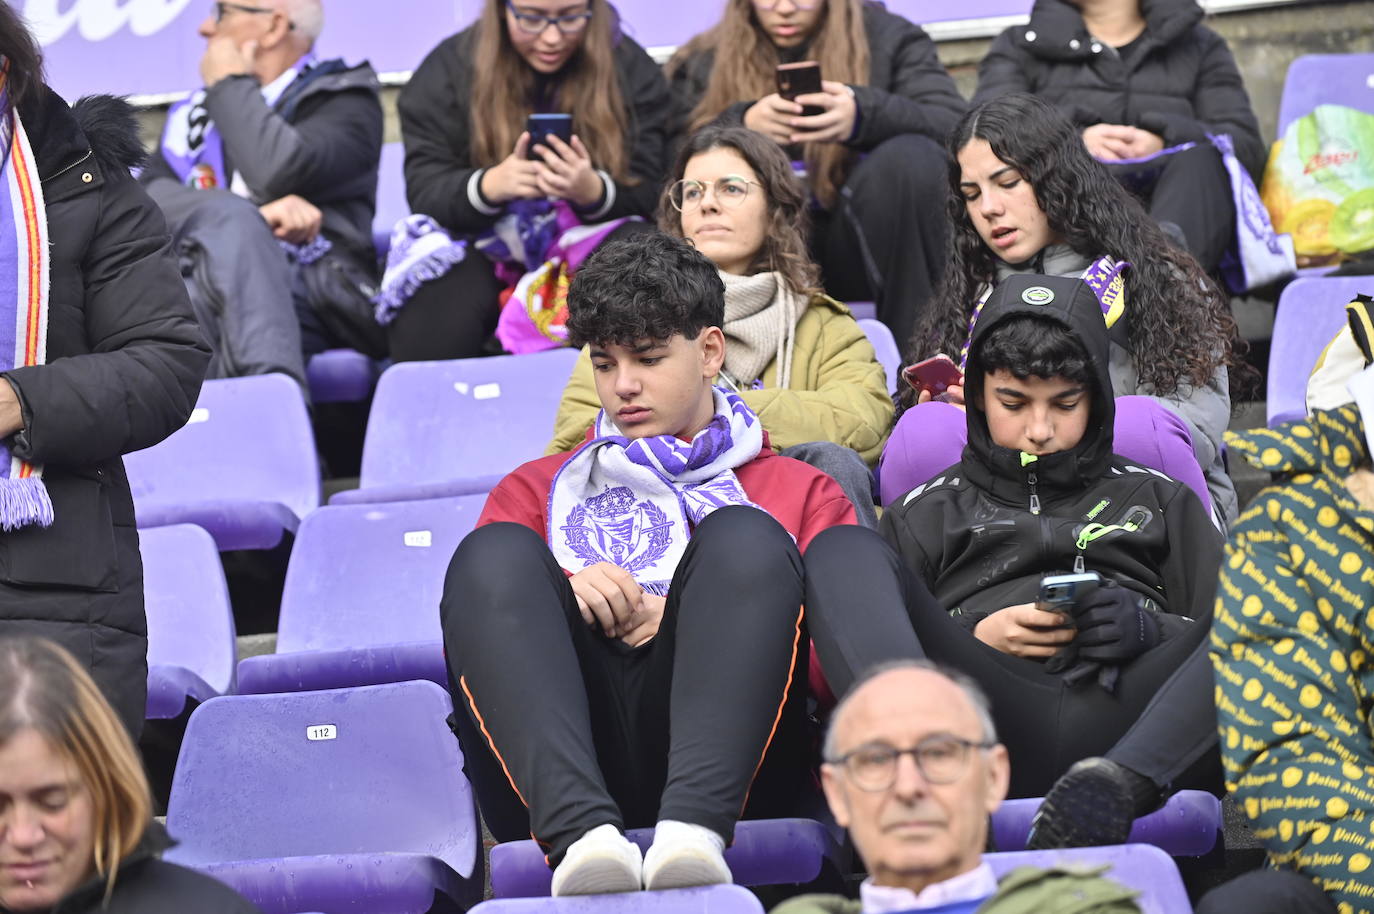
[142,59,383,257]
[995,245,1235,523]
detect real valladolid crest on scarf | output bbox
[548,387,770,595]
[0,57,54,530]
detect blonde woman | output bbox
[0,637,259,913]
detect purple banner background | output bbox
[16,0,1031,102]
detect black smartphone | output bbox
[526,113,574,159]
[776,61,824,118]
[1038,571,1103,618]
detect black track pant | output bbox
[1195,870,1337,914]
[388,220,654,362]
[812,134,949,350]
[1124,143,1236,275]
[441,508,811,863]
[803,525,1218,799]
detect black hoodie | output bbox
[879,274,1222,635]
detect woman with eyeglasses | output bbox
[0,637,260,913]
[382,0,669,361]
[546,126,893,526]
[664,0,968,348]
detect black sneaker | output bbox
[1025,757,1137,849]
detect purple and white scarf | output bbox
[160,54,316,193]
[0,60,54,529]
[375,201,636,353]
[548,387,766,594]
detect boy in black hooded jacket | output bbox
[804,272,1224,847]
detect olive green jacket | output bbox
[771,864,1142,914]
[545,295,895,466]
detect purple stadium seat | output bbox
[1267,277,1374,427]
[331,348,581,506]
[991,790,1220,857]
[490,818,841,899]
[986,844,1191,914]
[847,301,877,322]
[236,495,487,694]
[1276,53,1374,136]
[165,681,482,914]
[306,348,380,405]
[471,885,765,913]
[857,317,901,394]
[374,141,410,257]
[141,524,237,720]
[124,374,320,551]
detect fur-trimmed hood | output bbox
[17,86,146,182]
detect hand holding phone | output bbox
[902,356,965,398]
[776,61,824,117]
[1037,572,1104,618]
[525,113,574,160]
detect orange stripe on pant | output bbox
[459,674,545,851]
[737,602,805,818]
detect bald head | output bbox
[819,661,1010,893]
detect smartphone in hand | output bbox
[902,356,964,398]
[1038,571,1103,621]
[526,113,574,160]
[776,61,824,118]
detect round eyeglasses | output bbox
[827,736,995,791]
[505,1,594,34]
[669,176,762,213]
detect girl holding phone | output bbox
[382,0,670,361]
[881,94,1253,523]
[666,0,968,348]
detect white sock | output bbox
[652,819,725,855]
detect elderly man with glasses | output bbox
[139,0,384,392]
[776,662,1144,914]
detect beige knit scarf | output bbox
[719,270,807,390]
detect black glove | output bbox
[1073,580,1161,663]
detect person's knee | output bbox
[846,134,947,199]
[444,522,550,599]
[692,506,799,566]
[785,441,869,486]
[805,523,882,571]
[179,190,276,242]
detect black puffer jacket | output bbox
[23,824,260,914]
[668,1,967,152]
[879,273,1221,634]
[400,27,671,236]
[0,89,210,737]
[973,0,1265,179]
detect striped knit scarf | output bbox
[0,60,53,529]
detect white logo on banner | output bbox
[23,0,197,45]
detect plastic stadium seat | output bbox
[125,374,320,551]
[490,818,841,899]
[847,301,877,322]
[374,141,410,257]
[1267,277,1374,427]
[471,885,765,913]
[857,317,901,394]
[1275,53,1374,136]
[236,495,486,694]
[306,348,380,405]
[165,682,482,914]
[992,790,1221,857]
[987,844,1191,914]
[331,349,581,506]
[141,524,237,720]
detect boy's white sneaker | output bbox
[550,824,643,897]
[642,820,732,891]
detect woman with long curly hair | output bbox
[547,126,893,526]
[665,0,967,348]
[881,93,1248,523]
[381,0,669,360]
